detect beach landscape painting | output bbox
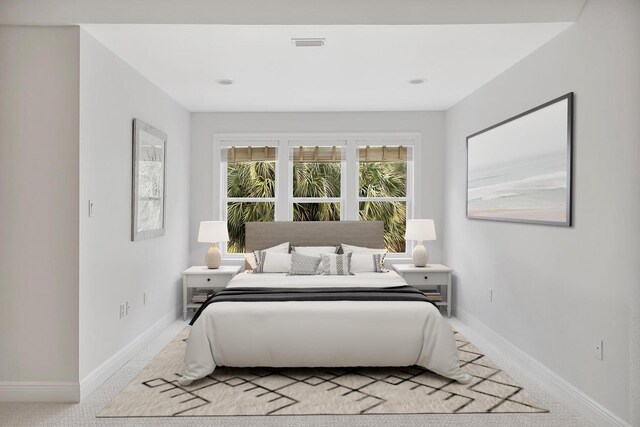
[466,93,573,226]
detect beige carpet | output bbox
[98,327,548,417]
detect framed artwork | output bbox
[466,93,573,226]
[132,118,167,240]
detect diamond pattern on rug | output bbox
[97,328,548,417]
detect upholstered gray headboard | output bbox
[245,221,384,253]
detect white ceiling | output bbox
[2,0,586,25]
[82,23,572,112]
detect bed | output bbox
[180,221,470,385]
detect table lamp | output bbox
[198,221,229,269]
[405,219,436,267]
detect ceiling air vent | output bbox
[291,38,325,47]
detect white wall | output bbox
[0,26,80,396]
[190,112,445,265]
[79,30,191,384]
[443,0,640,424]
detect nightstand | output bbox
[182,265,243,320]
[391,263,453,317]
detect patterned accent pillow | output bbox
[372,253,387,272]
[244,253,258,270]
[320,252,353,275]
[288,252,321,275]
[291,246,339,273]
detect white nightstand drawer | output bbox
[187,275,223,288]
[402,272,448,286]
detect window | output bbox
[223,146,276,253]
[292,146,343,221]
[219,134,417,256]
[358,146,410,253]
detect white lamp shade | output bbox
[405,219,437,241]
[197,221,229,243]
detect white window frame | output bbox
[357,141,414,255]
[214,133,420,258]
[288,140,347,221]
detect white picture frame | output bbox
[132,118,167,241]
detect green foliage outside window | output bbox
[226,161,275,253]
[293,162,341,222]
[359,161,407,252]
[226,160,407,253]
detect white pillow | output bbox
[341,243,385,254]
[291,245,339,256]
[253,251,292,273]
[341,244,386,272]
[245,242,290,270]
[263,242,290,253]
[350,253,388,273]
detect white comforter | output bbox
[181,271,470,384]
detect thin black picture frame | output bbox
[465,92,574,227]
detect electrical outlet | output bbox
[143,291,149,305]
[595,340,604,360]
[119,303,125,319]
[489,288,493,302]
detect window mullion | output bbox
[276,139,289,221]
[345,140,358,220]
[219,146,229,256]
[218,146,226,221]
[287,142,294,221]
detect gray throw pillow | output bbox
[289,252,321,275]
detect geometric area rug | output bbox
[98,327,548,417]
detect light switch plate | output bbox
[595,340,604,360]
[88,200,96,217]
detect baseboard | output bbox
[79,305,181,400]
[0,381,80,402]
[455,305,632,427]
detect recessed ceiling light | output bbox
[409,79,426,85]
[217,79,234,85]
